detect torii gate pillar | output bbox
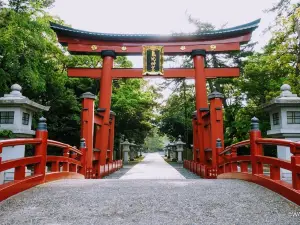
[97,51,115,166]
[192,50,208,164]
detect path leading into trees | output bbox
[120,153,186,179]
[0,154,299,225]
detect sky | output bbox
[47,0,281,101]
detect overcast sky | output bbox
[49,0,277,34]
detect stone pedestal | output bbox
[177,151,183,163]
[123,151,129,163]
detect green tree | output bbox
[112,78,158,145]
[143,127,166,152]
[8,0,54,12]
[0,3,83,146]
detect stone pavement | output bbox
[0,153,299,225]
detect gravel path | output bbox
[0,153,299,225]
[1,179,299,225]
[119,153,186,179]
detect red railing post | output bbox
[231,147,238,172]
[240,162,248,173]
[270,165,280,180]
[34,117,48,179]
[70,150,77,172]
[63,147,70,172]
[14,165,25,180]
[290,143,300,190]
[51,162,59,172]
[250,117,263,175]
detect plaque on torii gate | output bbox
[50,19,260,175]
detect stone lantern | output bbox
[176,135,185,163]
[121,139,131,164]
[263,84,300,181]
[0,84,50,183]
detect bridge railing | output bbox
[0,118,85,201]
[0,138,45,201]
[45,139,85,182]
[0,117,123,201]
[218,140,250,174]
[217,117,300,205]
[184,117,300,205]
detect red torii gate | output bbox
[50,19,260,175]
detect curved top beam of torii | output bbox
[50,19,260,55]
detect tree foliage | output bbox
[158,1,300,147]
[143,127,166,152]
[112,78,158,145]
[0,1,158,150]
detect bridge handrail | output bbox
[47,156,82,166]
[0,156,42,173]
[217,118,300,205]
[219,140,250,156]
[0,139,44,178]
[256,138,300,149]
[0,138,42,148]
[186,117,300,205]
[47,140,82,155]
[0,118,88,202]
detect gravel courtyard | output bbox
[0,153,299,225]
